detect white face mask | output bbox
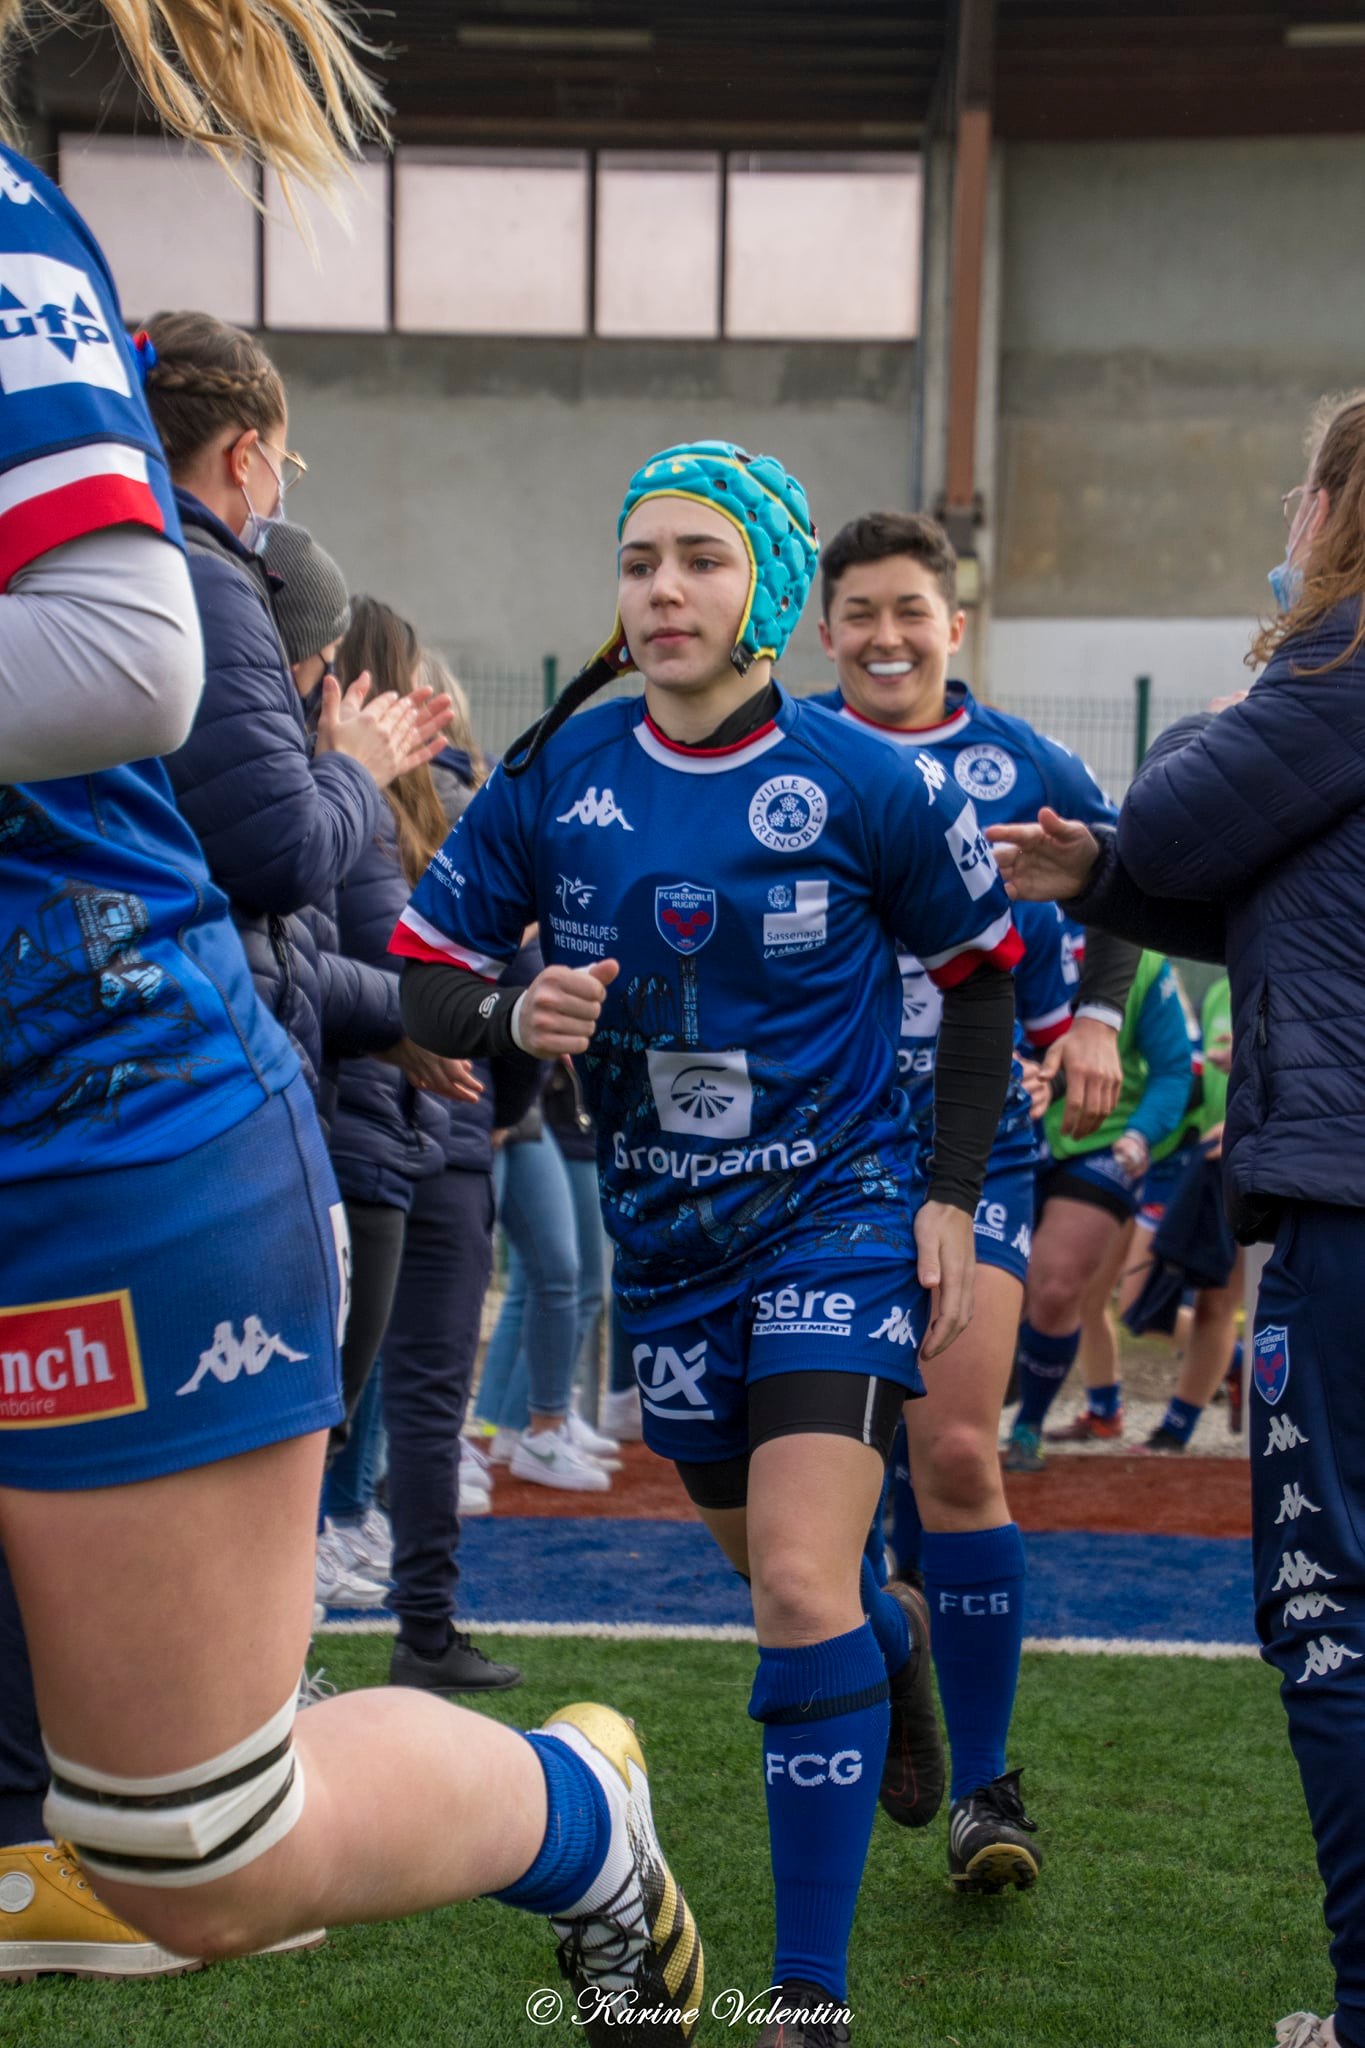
[240,446,287,555]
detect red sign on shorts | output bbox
[0,1291,147,1429]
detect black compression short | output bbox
[674,1369,907,1512]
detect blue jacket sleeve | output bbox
[316,946,402,1057]
[1118,627,1365,900]
[1126,964,1195,1149]
[165,552,381,917]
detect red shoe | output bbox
[1044,1408,1125,1444]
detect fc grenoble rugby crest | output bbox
[655,882,716,955]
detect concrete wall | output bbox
[994,137,1365,628]
[270,334,916,688]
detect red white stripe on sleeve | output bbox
[0,443,165,590]
[1021,1002,1073,1049]
[922,910,1026,990]
[389,905,508,980]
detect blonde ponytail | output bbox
[0,0,388,194]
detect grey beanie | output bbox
[265,523,351,666]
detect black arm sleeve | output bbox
[928,963,1019,1214]
[1075,924,1141,1018]
[400,958,523,1058]
[1071,829,1228,965]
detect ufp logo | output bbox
[0,1290,146,1428]
[0,254,130,396]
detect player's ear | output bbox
[947,608,967,654]
[817,617,837,660]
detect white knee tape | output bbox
[42,1694,305,1889]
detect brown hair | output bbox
[1249,391,1365,676]
[820,510,958,618]
[418,650,487,789]
[338,596,447,885]
[0,1,387,197]
[143,310,285,471]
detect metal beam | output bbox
[941,0,995,548]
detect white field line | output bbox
[317,1617,1258,1657]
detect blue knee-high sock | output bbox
[1014,1322,1079,1430]
[750,1624,889,2003]
[490,1731,611,1914]
[921,1524,1027,1801]
[887,1422,924,1575]
[860,1552,910,1681]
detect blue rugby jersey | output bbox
[0,145,297,1180]
[395,689,1021,1306]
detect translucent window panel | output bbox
[58,135,258,327]
[725,156,921,341]
[395,152,588,335]
[263,159,389,331]
[596,155,720,338]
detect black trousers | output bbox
[380,1167,496,1652]
[0,1546,46,1845]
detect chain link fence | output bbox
[460,661,1211,795]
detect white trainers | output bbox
[1277,2018,1339,2048]
[488,1427,520,1467]
[314,1526,389,1610]
[599,1385,644,1443]
[326,1507,392,1580]
[565,1405,623,1470]
[509,1425,611,1493]
[541,1703,702,2044]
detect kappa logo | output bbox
[748,775,828,854]
[655,881,716,956]
[1012,1221,1033,1261]
[633,1339,713,1420]
[1274,1550,1336,1592]
[871,1305,918,1349]
[0,1290,145,1429]
[1264,1415,1309,1456]
[915,753,947,805]
[765,1750,863,1788]
[0,253,130,396]
[1253,1324,1291,1405]
[556,787,633,831]
[176,1317,308,1396]
[1275,1483,1322,1526]
[647,1047,753,1140]
[943,800,997,901]
[1295,1635,1363,1685]
[1284,1590,1346,1625]
[954,742,1019,802]
[556,873,597,911]
[763,878,828,957]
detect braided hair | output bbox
[142,310,286,470]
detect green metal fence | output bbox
[462,663,1208,794]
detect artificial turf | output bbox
[6,1636,1330,2048]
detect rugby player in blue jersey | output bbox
[813,510,1140,1893]
[0,10,707,2039]
[396,442,1023,2044]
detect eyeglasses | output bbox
[1282,484,1308,525]
[264,444,307,494]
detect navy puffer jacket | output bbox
[330,802,446,1209]
[1074,601,1365,1240]
[164,491,392,1095]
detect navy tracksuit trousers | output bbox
[1253,1204,1365,2048]
[380,1165,495,1654]
[0,1545,44,1846]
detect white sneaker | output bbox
[600,1385,644,1443]
[488,1427,520,1467]
[327,1509,392,1580]
[565,1406,623,1470]
[315,1527,389,1610]
[460,1437,493,1483]
[509,1425,611,1493]
[1277,2018,1339,2048]
[458,1481,493,1517]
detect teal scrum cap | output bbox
[505,440,818,774]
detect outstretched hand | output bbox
[985,807,1101,902]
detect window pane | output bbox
[395,150,587,335]
[263,159,389,331]
[58,135,258,328]
[596,154,719,338]
[725,155,921,341]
